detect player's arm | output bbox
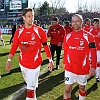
[89,42,97,76]
[6,30,19,72]
[42,42,54,71]
[42,42,52,60]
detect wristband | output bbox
[7,59,11,62]
[49,58,53,63]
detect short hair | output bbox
[93,18,100,23]
[72,14,83,22]
[64,21,70,26]
[52,17,59,21]
[22,8,34,16]
[84,18,90,23]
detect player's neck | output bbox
[24,24,33,29]
[74,28,82,32]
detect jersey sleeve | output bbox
[88,33,97,69]
[88,32,95,43]
[9,29,19,56]
[63,36,68,64]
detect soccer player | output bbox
[83,18,93,32]
[64,21,73,35]
[6,8,54,100]
[0,27,5,46]
[63,14,97,100]
[47,17,65,70]
[91,18,100,82]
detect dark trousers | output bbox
[50,44,62,66]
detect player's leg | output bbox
[20,64,40,100]
[56,46,62,69]
[77,75,88,100]
[0,35,5,46]
[63,70,75,100]
[50,44,56,59]
[96,51,100,82]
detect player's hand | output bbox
[48,62,54,71]
[58,42,62,46]
[6,61,12,72]
[89,68,96,76]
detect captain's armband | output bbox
[89,42,96,49]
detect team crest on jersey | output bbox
[31,34,35,40]
[80,39,84,46]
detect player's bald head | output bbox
[72,14,83,22]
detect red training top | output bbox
[48,24,65,45]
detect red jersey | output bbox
[64,26,73,34]
[90,27,100,50]
[83,25,93,32]
[10,25,47,69]
[48,24,65,45]
[63,29,95,75]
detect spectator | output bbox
[10,23,17,44]
[0,27,5,46]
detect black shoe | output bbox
[56,65,59,70]
[96,78,100,82]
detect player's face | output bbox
[86,20,91,26]
[93,21,99,28]
[72,16,82,31]
[52,21,58,25]
[23,11,34,27]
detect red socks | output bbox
[79,90,87,96]
[27,90,34,98]
[63,98,72,100]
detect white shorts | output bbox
[20,64,40,90]
[65,70,88,85]
[97,51,100,63]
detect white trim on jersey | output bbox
[18,28,24,38]
[33,27,41,39]
[34,49,39,61]
[66,33,71,42]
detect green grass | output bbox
[0,34,100,100]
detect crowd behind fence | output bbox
[0,12,100,34]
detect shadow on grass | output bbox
[0,82,25,100]
[37,71,64,98]
[87,82,98,95]
[1,67,21,77]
